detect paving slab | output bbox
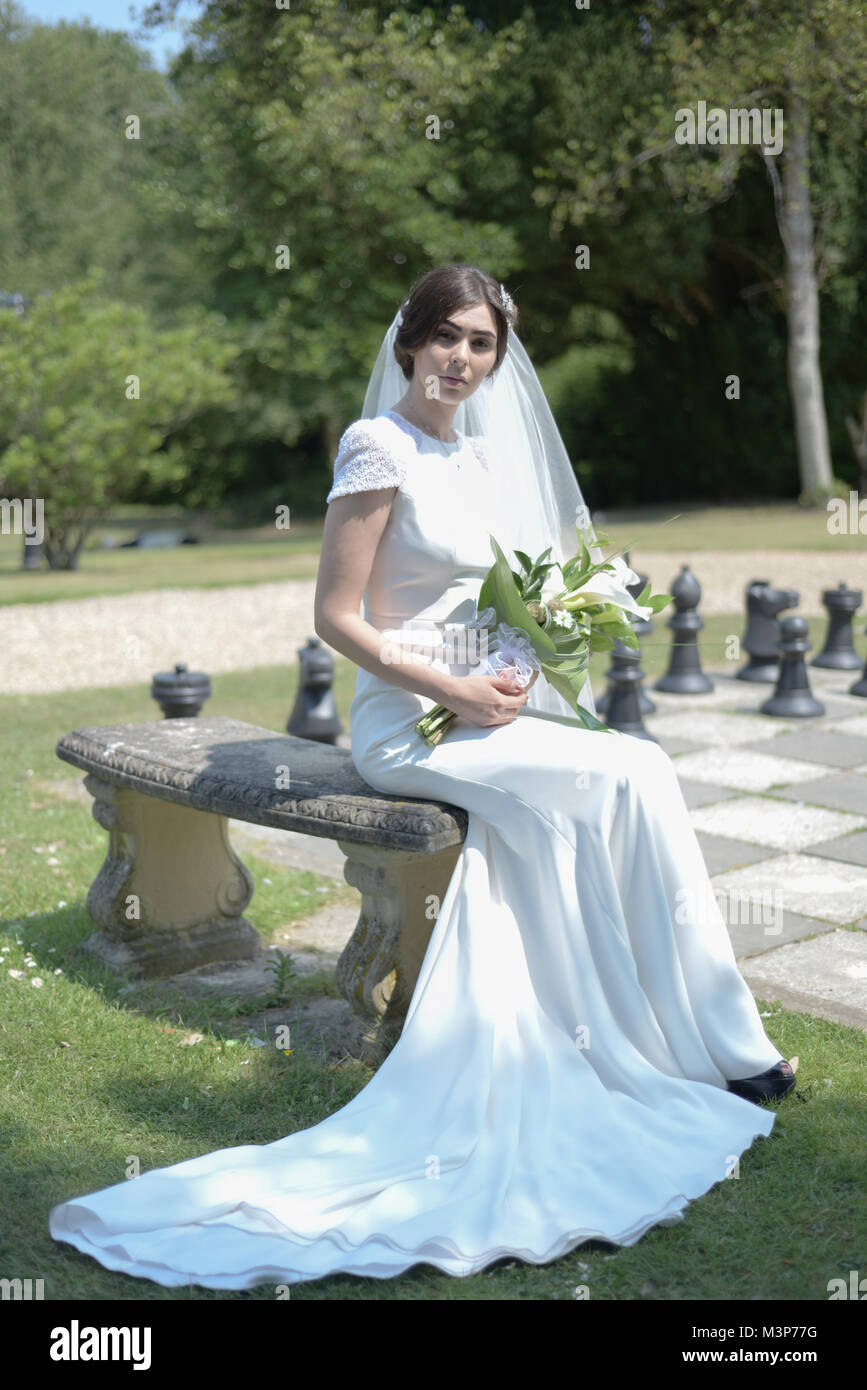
[773,773,867,815]
[804,682,867,710]
[653,735,704,756]
[724,903,837,959]
[694,832,777,875]
[643,679,754,710]
[825,712,867,739]
[712,852,867,926]
[646,710,802,746]
[670,747,830,792]
[808,829,867,868]
[739,730,867,768]
[689,794,867,851]
[779,697,867,721]
[740,929,867,1032]
[674,777,741,809]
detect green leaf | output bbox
[646,592,673,614]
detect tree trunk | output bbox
[20,536,43,570]
[781,87,833,500]
[322,414,341,464]
[844,392,867,496]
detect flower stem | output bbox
[415,704,458,746]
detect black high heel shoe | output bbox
[727,1059,797,1105]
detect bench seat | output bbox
[56,715,467,1025]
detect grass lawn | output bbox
[3,497,864,606]
[1,651,864,1300]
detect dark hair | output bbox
[393,264,517,383]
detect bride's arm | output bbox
[314,489,460,705]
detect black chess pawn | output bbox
[595,662,655,717]
[850,622,867,698]
[653,564,713,694]
[623,551,655,640]
[736,580,799,681]
[811,581,863,669]
[760,615,825,717]
[596,553,656,716]
[600,639,658,741]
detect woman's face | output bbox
[409,301,499,402]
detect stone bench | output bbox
[55,716,466,1027]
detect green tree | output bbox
[138,0,532,462]
[533,0,867,502]
[0,274,240,569]
[0,1,179,308]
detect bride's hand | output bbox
[443,673,531,728]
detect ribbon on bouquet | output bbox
[377,611,541,685]
[466,605,541,688]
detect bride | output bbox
[49,263,796,1291]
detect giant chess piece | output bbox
[624,550,655,640]
[736,579,799,681]
[850,621,867,698]
[760,615,825,717]
[596,551,656,716]
[600,639,657,741]
[150,661,211,718]
[287,636,343,743]
[653,564,713,694]
[811,581,863,669]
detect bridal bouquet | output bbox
[414,516,672,746]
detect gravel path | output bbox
[639,549,867,619]
[3,579,319,695]
[3,550,865,695]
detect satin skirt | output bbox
[48,681,783,1290]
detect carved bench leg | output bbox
[334,839,461,1028]
[78,775,261,978]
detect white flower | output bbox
[31,976,44,988]
[573,554,652,620]
[539,564,565,608]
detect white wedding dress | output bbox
[49,409,785,1290]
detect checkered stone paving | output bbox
[636,664,867,1031]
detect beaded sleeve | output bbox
[326,420,408,503]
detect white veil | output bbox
[360,306,600,724]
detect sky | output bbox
[15,1,204,71]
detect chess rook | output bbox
[811,582,863,670]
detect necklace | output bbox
[392,407,459,446]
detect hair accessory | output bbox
[499,282,515,324]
